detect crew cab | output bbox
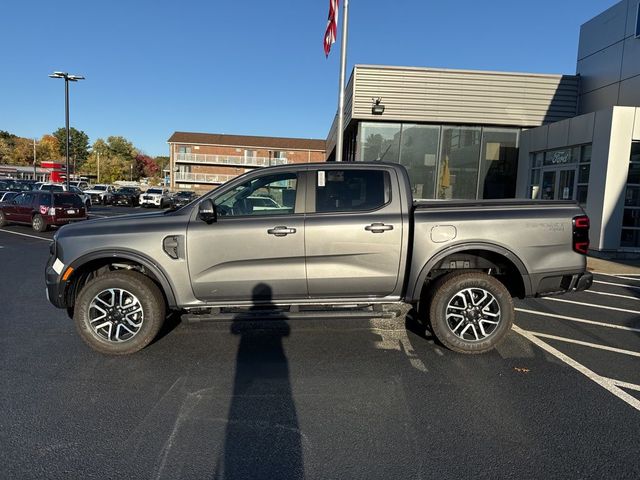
[1,191,86,232]
[45,163,592,355]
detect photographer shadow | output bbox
[215,283,304,480]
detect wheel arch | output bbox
[408,242,531,302]
[64,250,178,310]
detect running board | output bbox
[183,305,399,323]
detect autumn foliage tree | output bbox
[134,154,159,179]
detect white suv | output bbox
[84,185,115,205]
[139,188,171,208]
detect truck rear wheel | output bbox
[74,270,166,355]
[428,271,513,354]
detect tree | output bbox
[10,137,35,166]
[0,138,13,163]
[0,131,17,163]
[106,136,136,159]
[36,135,61,162]
[134,154,159,180]
[80,137,139,183]
[52,127,90,173]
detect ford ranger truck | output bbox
[45,163,592,355]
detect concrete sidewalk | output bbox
[587,256,640,275]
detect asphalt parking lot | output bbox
[1,207,640,479]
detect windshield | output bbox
[94,185,108,191]
[117,188,137,194]
[147,189,163,194]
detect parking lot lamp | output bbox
[48,71,85,188]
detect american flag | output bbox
[324,0,339,57]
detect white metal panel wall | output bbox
[351,65,578,127]
[325,75,355,158]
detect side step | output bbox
[183,305,400,323]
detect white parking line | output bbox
[526,330,640,358]
[515,308,640,333]
[0,229,50,241]
[585,290,640,301]
[512,325,640,413]
[602,378,640,393]
[542,297,640,315]
[593,280,640,291]
[593,272,640,280]
[615,275,640,282]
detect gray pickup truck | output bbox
[45,162,592,355]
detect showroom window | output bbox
[357,122,519,200]
[620,142,640,248]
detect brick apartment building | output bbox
[168,132,326,192]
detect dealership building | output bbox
[325,0,640,255]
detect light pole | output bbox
[49,71,85,187]
[32,138,37,180]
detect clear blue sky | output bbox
[0,0,617,157]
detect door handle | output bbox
[267,226,297,237]
[365,223,394,233]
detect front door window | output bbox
[215,172,298,216]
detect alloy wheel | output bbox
[88,288,144,342]
[445,287,501,341]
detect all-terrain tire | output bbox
[74,270,166,355]
[428,271,514,354]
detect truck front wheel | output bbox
[428,272,514,354]
[74,270,166,355]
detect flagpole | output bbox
[335,0,349,162]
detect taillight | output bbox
[572,215,590,254]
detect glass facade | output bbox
[356,122,519,200]
[621,142,640,248]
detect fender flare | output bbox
[68,249,178,307]
[407,242,531,302]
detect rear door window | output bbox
[315,169,391,213]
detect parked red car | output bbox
[0,191,87,232]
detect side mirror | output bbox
[198,199,217,224]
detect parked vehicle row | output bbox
[0,178,202,232]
